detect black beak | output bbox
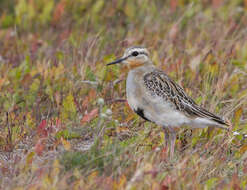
[106,56,128,66]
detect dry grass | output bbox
[0,1,247,189]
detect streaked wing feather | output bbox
[143,70,228,126]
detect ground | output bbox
[0,0,247,189]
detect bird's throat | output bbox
[128,60,145,70]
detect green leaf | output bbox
[1,14,14,28]
[85,66,96,81]
[30,78,40,93]
[56,51,64,61]
[205,177,218,189]
[91,0,104,14]
[55,129,81,140]
[124,1,136,19]
[39,0,54,24]
[231,59,245,70]
[62,93,77,120]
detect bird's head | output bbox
[107,46,151,69]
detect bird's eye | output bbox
[131,51,139,56]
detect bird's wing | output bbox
[143,70,228,126]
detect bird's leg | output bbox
[168,127,176,159]
[163,128,169,147]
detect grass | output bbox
[0,0,247,189]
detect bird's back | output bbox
[126,66,228,129]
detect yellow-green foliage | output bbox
[0,0,247,189]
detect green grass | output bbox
[1,0,247,189]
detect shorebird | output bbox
[107,46,229,158]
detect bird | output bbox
[107,46,229,158]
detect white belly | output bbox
[126,71,190,127]
[144,96,190,127]
[126,71,139,111]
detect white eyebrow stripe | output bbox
[130,48,143,53]
[129,49,148,56]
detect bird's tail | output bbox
[195,106,231,130]
[209,117,231,131]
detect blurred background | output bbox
[0,0,247,189]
